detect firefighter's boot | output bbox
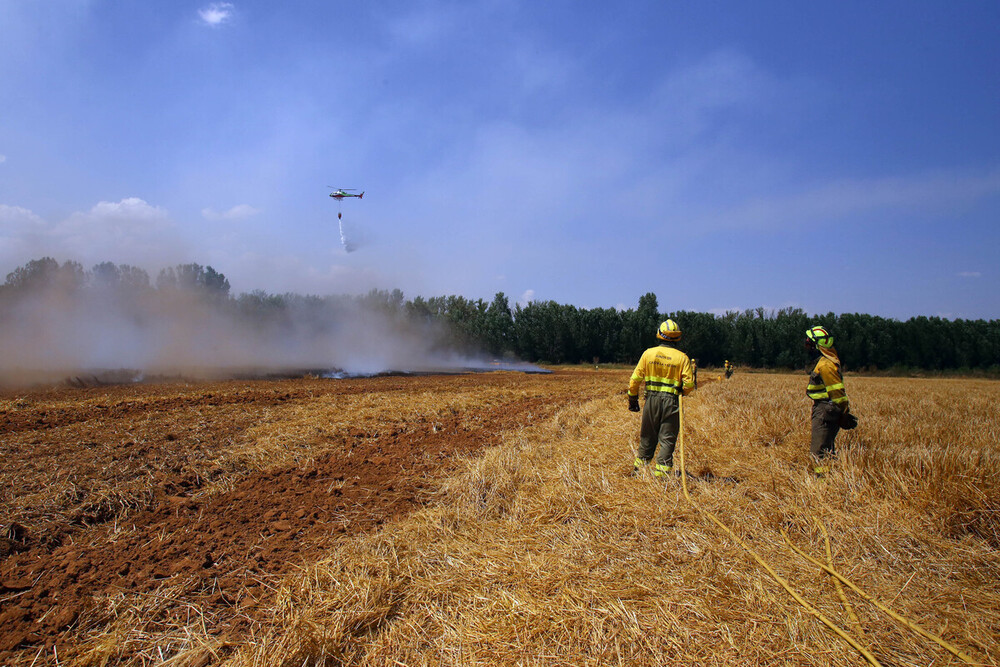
[631,457,649,478]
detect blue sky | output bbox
[2,0,998,320]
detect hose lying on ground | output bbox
[675,396,883,666]
[674,394,979,666]
[781,524,977,665]
[815,516,863,636]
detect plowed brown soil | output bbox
[0,369,609,665]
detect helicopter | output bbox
[328,188,364,200]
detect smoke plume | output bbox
[0,264,512,388]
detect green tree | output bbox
[4,257,85,292]
[484,292,514,356]
[157,263,230,299]
[620,293,660,362]
[670,310,728,367]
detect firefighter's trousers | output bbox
[810,401,842,460]
[638,391,681,468]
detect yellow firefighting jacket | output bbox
[806,355,849,410]
[629,344,695,398]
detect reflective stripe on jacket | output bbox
[628,344,695,398]
[807,356,849,409]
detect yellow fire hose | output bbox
[674,394,980,666]
[675,396,883,666]
[780,527,977,664]
[815,516,863,636]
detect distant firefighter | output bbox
[627,320,695,479]
[804,325,857,475]
[724,359,733,379]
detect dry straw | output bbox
[68,371,999,666]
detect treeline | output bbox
[3,258,999,372]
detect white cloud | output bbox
[0,155,6,164]
[56,198,180,265]
[0,205,48,266]
[958,271,982,278]
[198,3,235,27]
[0,198,192,273]
[85,197,168,222]
[518,289,535,306]
[0,204,43,227]
[201,204,259,221]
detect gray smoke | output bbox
[0,274,515,388]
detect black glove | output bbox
[839,410,858,430]
[628,395,640,412]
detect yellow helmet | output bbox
[656,319,681,341]
[805,325,834,349]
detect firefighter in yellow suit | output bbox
[804,325,850,474]
[628,320,695,478]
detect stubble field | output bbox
[0,369,997,666]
